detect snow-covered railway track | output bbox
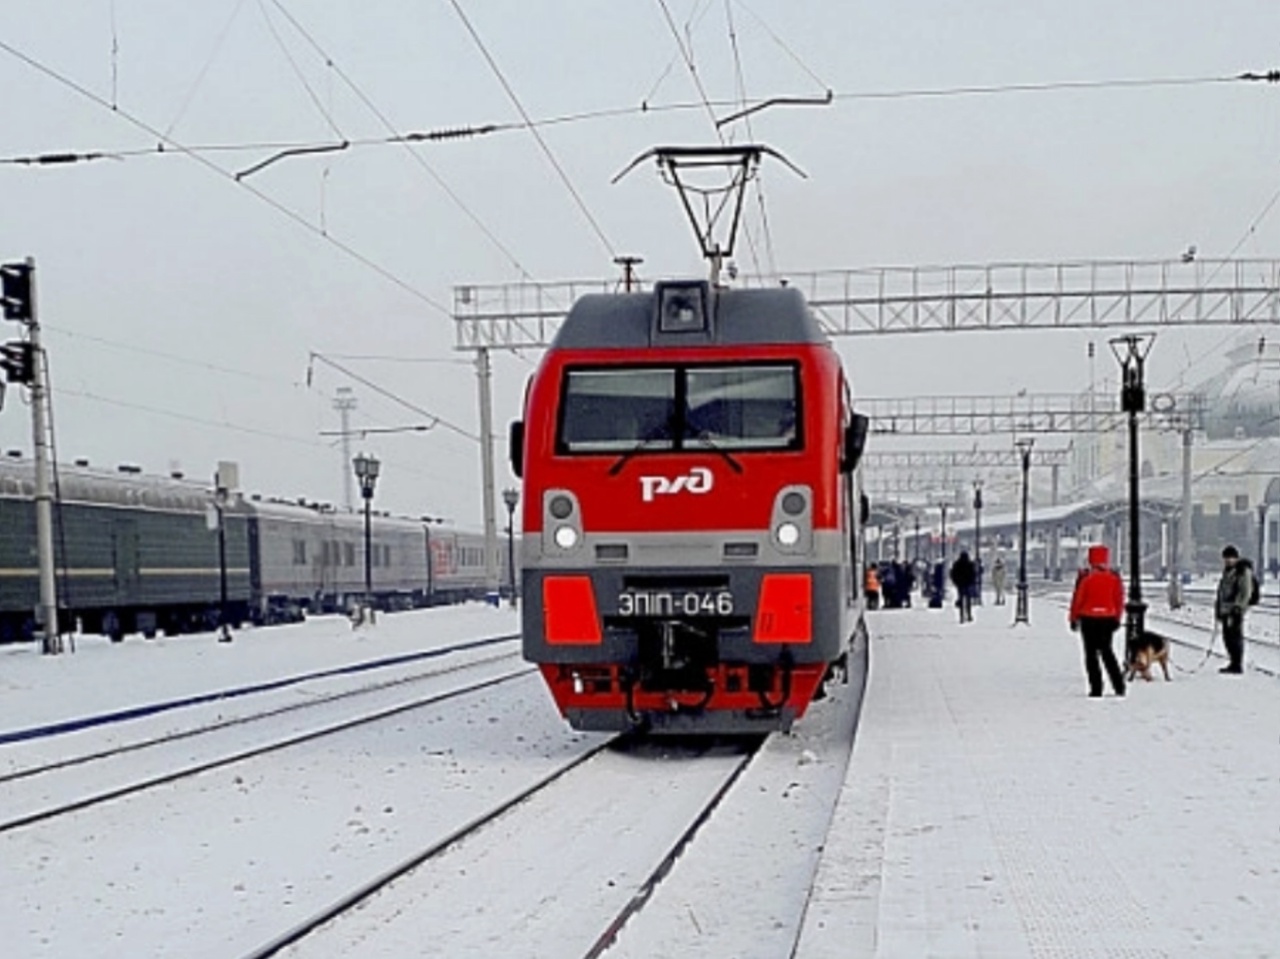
[245,737,763,959]
[0,637,521,787]
[0,660,534,834]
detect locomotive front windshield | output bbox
[558,363,800,454]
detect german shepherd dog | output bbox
[1126,633,1171,682]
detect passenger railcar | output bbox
[511,279,869,734]
[0,457,252,641]
[250,499,433,618]
[0,456,499,642]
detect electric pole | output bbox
[2,258,60,654]
[333,387,357,511]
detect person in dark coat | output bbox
[896,560,913,608]
[879,562,897,609]
[949,550,976,623]
[1214,544,1255,674]
[1068,544,1126,697]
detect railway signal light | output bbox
[1,262,34,322]
[1,340,35,384]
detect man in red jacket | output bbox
[1068,544,1127,698]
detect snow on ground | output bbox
[797,600,1280,959]
[2,668,599,958]
[609,664,864,958]
[286,742,750,958]
[0,604,521,772]
[6,595,1279,958]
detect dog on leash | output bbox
[1126,633,1171,682]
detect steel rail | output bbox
[0,637,521,786]
[0,665,535,834]
[580,742,761,959]
[238,734,626,959]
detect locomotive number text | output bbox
[616,590,734,617]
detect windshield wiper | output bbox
[607,415,678,476]
[687,427,744,474]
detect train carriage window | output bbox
[344,542,355,567]
[292,539,307,565]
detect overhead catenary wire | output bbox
[0,34,453,320]
[1166,177,1280,391]
[651,0,766,276]
[724,0,776,278]
[307,352,479,443]
[263,0,535,280]
[52,386,463,486]
[729,0,830,94]
[446,0,617,261]
[162,0,250,139]
[4,72,1269,171]
[255,0,345,141]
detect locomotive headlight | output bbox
[776,522,801,547]
[554,525,579,549]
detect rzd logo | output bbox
[639,466,713,503]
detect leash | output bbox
[1173,616,1220,675]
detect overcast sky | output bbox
[1,1,1277,527]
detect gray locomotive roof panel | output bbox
[549,284,830,351]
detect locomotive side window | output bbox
[558,363,800,455]
[559,369,676,453]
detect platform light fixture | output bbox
[1014,438,1034,625]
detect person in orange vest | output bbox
[1068,544,1126,698]
[865,564,881,610]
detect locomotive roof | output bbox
[550,282,829,351]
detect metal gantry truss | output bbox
[863,448,1072,470]
[860,391,1204,436]
[770,258,1280,336]
[453,257,1280,348]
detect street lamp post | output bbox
[973,479,984,605]
[502,487,519,608]
[211,461,238,643]
[940,502,949,572]
[213,477,231,643]
[1110,334,1155,660]
[1014,438,1034,625]
[352,452,380,619]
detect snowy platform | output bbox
[798,602,1280,959]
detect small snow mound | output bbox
[798,748,819,766]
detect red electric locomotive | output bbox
[510,277,869,733]
[508,146,870,734]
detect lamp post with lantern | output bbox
[973,479,984,605]
[1014,438,1034,625]
[352,453,380,616]
[502,487,520,607]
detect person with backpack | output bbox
[1214,544,1258,674]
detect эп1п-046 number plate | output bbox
[616,589,734,617]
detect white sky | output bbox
[1,1,1277,526]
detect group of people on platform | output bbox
[864,559,917,610]
[866,543,1261,698]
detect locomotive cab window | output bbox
[558,363,800,455]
